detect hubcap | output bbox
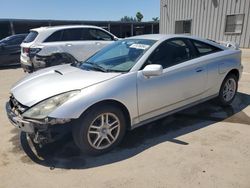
[87,113,120,150]
[223,78,236,102]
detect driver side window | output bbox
[6,37,24,46]
[88,29,113,41]
[144,39,192,69]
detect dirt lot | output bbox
[0,49,250,188]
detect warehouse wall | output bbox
[160,0,250,48]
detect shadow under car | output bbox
[12,92,250,169]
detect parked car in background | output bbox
[6,34,242,155]
[0,34,27,66]
[20,25,118,72]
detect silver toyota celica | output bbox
[6,34,243,155]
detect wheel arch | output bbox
[219,68,239,91]
[226,69,240,81]
[217,68,239,106]
[81,99,132,130]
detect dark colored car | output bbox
[0,34,28,66]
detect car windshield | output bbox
[74,39,156,72]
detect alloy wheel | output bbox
[87,113,120,150]
[223,78,236,102]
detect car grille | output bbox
[9,95,28,115]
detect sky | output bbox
[0,0,160,21]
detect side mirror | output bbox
[142,64,163,77]
[113,37,119,41]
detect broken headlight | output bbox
[22,90,80,119]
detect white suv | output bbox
[20,25,118,72]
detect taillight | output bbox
[22,47,41,57]
[30,48,41,54]
[23,47,30,54]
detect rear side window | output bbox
[44,30,63,42]
[23,31,38,43]
[62,28,83,41]
[44,28,88,42]
[191,40,222,56]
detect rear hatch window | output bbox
[23,31,38,43]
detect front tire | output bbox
[72,105,126,155]
[217,74,238,106]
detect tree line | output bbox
[120,12,159,22]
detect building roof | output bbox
[0,18,159,25]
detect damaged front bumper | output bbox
[6,101,72,145]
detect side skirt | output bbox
[130,94,218,130]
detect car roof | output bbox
[129,34,206,41]
[0,33,28,41]
[31,25,105,33]
[128,34,227,50]
[128,34,172,41]
[11,33,28,37]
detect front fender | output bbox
[48,72,139,126]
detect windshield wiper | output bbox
[106,69,128,73]
[85,62,107,72]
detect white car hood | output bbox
[11,64,120,107]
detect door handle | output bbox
[195,67,204,72]
[95,42,101,45]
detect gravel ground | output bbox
[0,49,250,188]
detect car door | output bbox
[0,36,23,66]
[0,42,9,65]
[137,38,207,121]
[59,28,112,61]
[42,28,98,62]
[68,28,115,61]
[87,28,115,49]
[59,28,100,61]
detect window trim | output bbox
[224,14,245,35]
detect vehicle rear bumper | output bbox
[20,56,33,72]
[21,63,33,73]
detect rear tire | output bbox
[217,74,238,106]
[72,105,126,155]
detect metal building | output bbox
[160,0,250,48]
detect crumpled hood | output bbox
[11,64,120,107]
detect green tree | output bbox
[136,12,144,22]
